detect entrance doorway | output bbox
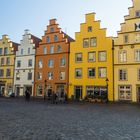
[1,86,5,96]
[24,86,32,96]
[16,87,20,96]
[74,86,82,100]
[137,86,140,102]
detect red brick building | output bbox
[34,19,74,97]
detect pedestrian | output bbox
[25,89,30,101]
[64,92,68,103]
[52,91,55,104]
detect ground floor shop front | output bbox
[35,82,68,98]
[14,84,33,96]
[69,85,109,101]
[114,84,140,103]
[0,80,13,96]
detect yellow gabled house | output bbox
[114,0,140,102]
[0,35,18,96]
[69,13,114,101]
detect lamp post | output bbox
[44,79,47,101]
[105,78,109,103]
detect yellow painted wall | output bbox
[69,13,114,101]
[0,35,16,96]
[114,0,140,102]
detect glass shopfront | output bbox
[86,86,107,97]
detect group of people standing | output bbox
[46,91,68,104]
[25,88,68,104]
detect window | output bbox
[6,69,11,77]
[88,68,95,78]
[60,58,66,66]
[75,53,82,62]
[28,72,32,80]
[1,58,4,66]
[38,60,43,68]
[46,36,50,43]
[16,72,20,80]
[74,86,83,99]
[50,27,54,32]
[138,69,140,80]
[0,69,4,77]
[99,51,106,61]
[48,59,54,68]
[54,35,58,42]
[86,86,94,96]
[88,26,92,32]
[4,48,8,55]
[135,33,140,43]
[75,68,82,78]
[124,34,129,43]
[135,23,140,31]
[43,47,47,54]
[28,48,30,54]
[60,72,65,80]
[21,49,24,55]
[119,69,127,81]
[0,48,2,55]
[119,50,127,62]
[48,72,53,80]
[37,72,42,80]
[17,60,21,67]
[135,11,140,17]
[28,59,32,67]
[90,37,97,47]
[83,38,89,47]
[37,85,43,96]
[50,46,54,53]
[98,67,106,78]
[135,50,140,61]
[6,57,10,65]
[88,52,96,62]
[57,45,62,53]
[119,85,131,101]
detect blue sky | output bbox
[0,0,132,43]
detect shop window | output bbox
[119,85,131,101]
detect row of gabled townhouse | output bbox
[0,0,140,102]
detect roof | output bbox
[30,34,41,48]
[62,31,75,42]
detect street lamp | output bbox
[105,78,109,103]
[44,79,47,101]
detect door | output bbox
[137,86,140,102]
[1,86,5,96]
[74,86,82,100]
[16,87,20,96]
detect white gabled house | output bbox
[14,30,41,96]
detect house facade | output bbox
[34,19,74,97]
[114,0,140,102]
[69,13,114,101]
[0,35,18,96]
[14,30,41,96]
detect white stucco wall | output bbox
[14,30,36,96]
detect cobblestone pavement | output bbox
[0,98,140,140]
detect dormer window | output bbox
[21,49,24,55]
[54,35,58,42]
[46,36,50,43]
[28,48,30,54]
[135,11,140,17]
[50,27,54,32]
[88,26,92,32]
